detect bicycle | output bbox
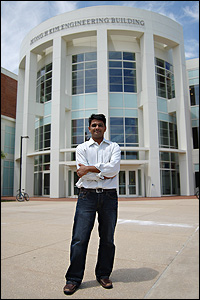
[16,189,30,202]
[195,187,199,199]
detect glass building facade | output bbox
[2,126,15,196]
[187,62,199,189]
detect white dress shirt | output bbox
[76,138,121,189]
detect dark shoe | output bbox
[97,277,113,289]
[63,283,78,295]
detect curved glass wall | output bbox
[188,69,199,150]
[109,51,136,93]
[34,63,52,196]
[71,52,98,155]
[35,101,51,152]
[36,63,52,103]
[72,52,97,95]
[156,58,179,194]
[110,117,138,147]
[157,97,178,149]
[71,93,98,148]
[155,58,175,99]
[34,154,50,196]
[71,118,91,147]
[160,152,180,195]
[108,51,138,161]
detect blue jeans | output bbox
[65,189,118,285]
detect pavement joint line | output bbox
[117,218,196,228]
[143,225,199,299]
[1,239,70,261]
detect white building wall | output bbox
[14,64,25,194]
[97,28,109,139]
[172,46,194,195]
[186,58,199,192]
[140,32,161,197]
[50,36,66,198]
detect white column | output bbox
[50,36,66,198]
[15,52,37,196]
[173,45,194,195]
[97,28,109,139]
[14,66,25,195]
[140,32,161,197]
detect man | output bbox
[63,114,121,295]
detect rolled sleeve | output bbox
[76,145,88,168]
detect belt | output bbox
[80,187,116,194]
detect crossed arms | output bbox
[76,143,121,181]
[77,164,114,179]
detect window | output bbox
[159,121,178,149]
[71,119,91,149]
[110,117,138,147]
[72,52,97,95]
[189,85,199,106]
[119,171,126,195]
[4,126,15,155]
[109,51,137,93]
[121,151,138,160]
[160,152,180,195]
[36,63,52,103]
[34,154,50,196]
[190,85,199,149]
[34,154,50,172]
[192,127,199,149]
[155,58,175,99]
[2,161,14,196]
[35,123,51,151]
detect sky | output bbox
[1,1,199,75]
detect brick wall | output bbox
[1,73,17,119]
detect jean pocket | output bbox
[106,190,118,200]
[78,191,87,199]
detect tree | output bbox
[1,150,7,159]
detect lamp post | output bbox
[19,136,29,194]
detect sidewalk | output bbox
[1,195,197,202]
[1,198,199,299]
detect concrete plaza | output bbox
[1,197,199,299]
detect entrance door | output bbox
[43,173,50,196]
[119,170,137,196]
[119,171,126,195]
[74,171,79,196]
[128,171,136,195]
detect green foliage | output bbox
[1,150,7,159]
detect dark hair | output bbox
[89,114,106,126]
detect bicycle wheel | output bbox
[24,193,30,201]
[16,193,24,202]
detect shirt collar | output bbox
[88,138,111,146]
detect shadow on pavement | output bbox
[112,267,159,282]
[80,267,159,290]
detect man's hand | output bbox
[77,164,100,178]
[77,164,90,178]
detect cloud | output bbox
[183,1,199,22]
[1,1,78,74]
[1,1,199,74]
[184,39,199,59]
[122,1,178,21]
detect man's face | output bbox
[89,119,106,141]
